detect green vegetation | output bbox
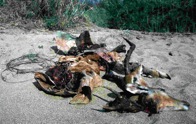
[0,0,5,6]
[85,0,196,32]
[26,0,87,29]
[1,0,195,32]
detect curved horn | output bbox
[123,37,136,75]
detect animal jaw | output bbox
[102,85,190,116]
[146,90,190,112]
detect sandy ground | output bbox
[0,27,196,124]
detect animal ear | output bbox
[135,65,143,75]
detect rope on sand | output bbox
[1,53,55,83]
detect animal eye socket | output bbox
[133,77,137,82]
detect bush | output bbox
[0,0,5,6]
[1,0,88,30]
[86,0,196,32]
[26,0,88,29]
[1,0,195,32]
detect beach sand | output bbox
[0,27,196,124]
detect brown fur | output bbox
[34,72,52,89]
[70,93,90,104]
[126,66,189,112]
[58,56,77,62]
[35,50,121,104]
[126,66,148,87]
[58,54,103,104]
[68,61,100,75]
[146,91,185,111]
[70,71,103,104]
[107,51,121,61]
[77,72,102,92]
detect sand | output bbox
[0,27,196,124]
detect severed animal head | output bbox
[146,90,190,112]
[102,86,159,116]
[102,85,190,116]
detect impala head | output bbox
[125,65,143,85]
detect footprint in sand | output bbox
[0,47,6,57]
[141,53,169,63]
[187,63,196,69]
[135,50,144,56]
[169,66,186,74]
[168,68,196,87]
[190,36,196,43]
[183,83,196,103]
[151,54,169,62]
[182,51,195,63]
[168,66,184,78]
[169,51,195,65]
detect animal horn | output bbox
[123,37,136,75]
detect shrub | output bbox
[86,0,196,32]
[0,0,5,6]
[1,0,88,30]
[27,0,88,29]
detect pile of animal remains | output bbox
[34,31,190,116]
